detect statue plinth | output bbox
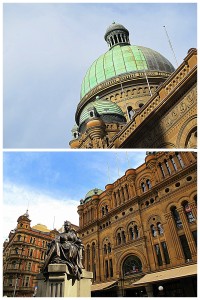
[36,264,93,297]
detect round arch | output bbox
[122,255,142,276]
[177,115,197,148]
[116,249,148,275]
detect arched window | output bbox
[117,232,121,245]
[146,179,152,189]
[129,227,134,240]
[108,243,112,253]
[17,235,21,241]
[141,182,146,192]
[164,159,171,174]
[176,152,184,168]
[171,206,182,228]
[182,201,195,223]
[122,255,142,276]
[157,222,164,235]
[104,244,107,254]
[150,224,157,237]
[122,231,126,243]
[128,106,135,119]
[102,207,105,216]
[170,155,177,171]
[134,225,139,238]
[105,205,109,214]
[92,242,96,260]
[159,163,165,177]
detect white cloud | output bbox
[3,182,79,241]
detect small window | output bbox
[157,222,164,235]
[141,182,146,192]
[171,207,182,228]
[179,235,192,260]
[161,242,170,264]
[151,224,157,237]
[155,244,163,266]
[183,202,195,223]
[146,179,152,189]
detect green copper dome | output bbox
[81,45,175,99]
[83,188,103,204]
[79,97,126,126]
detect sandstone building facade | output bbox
[70,23,197,149]
[77,152,197,297]
[3,211,59,297]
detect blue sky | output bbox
[3,3,197,148]
[3,150,147,239]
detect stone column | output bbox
[164,212,183,260]
[178,208,197,257]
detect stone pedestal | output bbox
[36,264,93,297]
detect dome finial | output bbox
[104,22,130,49]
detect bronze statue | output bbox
[42,221,84,280]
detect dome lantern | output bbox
[104,22,130,49]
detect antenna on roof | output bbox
[115,153,120,178]
[126,152,131,169]
[107,162,111,183]
[163,25,179,68]
[53,216,55,229]
[138,48,152,97]
[120,81,130,121]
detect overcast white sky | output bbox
[3,150,147,240]
[3,2,197,148]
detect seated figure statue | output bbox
[42,220,84,280]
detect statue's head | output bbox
[64,220,71,232]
